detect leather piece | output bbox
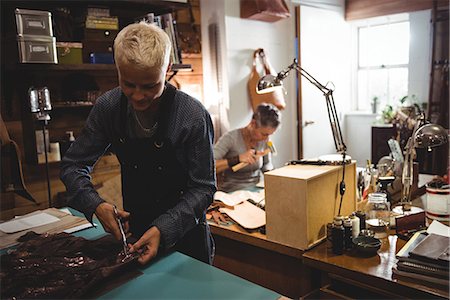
[0,232,139,299]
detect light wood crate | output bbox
[264,162,356,250]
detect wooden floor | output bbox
[1,155,120,221]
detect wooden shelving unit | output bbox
[0,0,203,212]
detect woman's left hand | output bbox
[129,226,161,265]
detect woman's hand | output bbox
[129,226,161,265]
[239,149,266,165]
[95,202,130,241]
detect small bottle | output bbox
[66,131,75,142]
[326,222,333,244]
[355,210,366,230]
[350,212,360,238]
[331,216,344,255]
[343,217,353,250]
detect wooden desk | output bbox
[303,234,449,299]
[210,221,314,298]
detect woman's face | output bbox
[117,62,167,111]
[253,125,277,142]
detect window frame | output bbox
[350,13,410,112]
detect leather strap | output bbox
[252,48,271,75]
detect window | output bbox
[354,15,410,112]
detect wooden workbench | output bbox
[209,221,314,298]
[303,233,449,299]
[211,220,449,299]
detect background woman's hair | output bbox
[253,103,281,128]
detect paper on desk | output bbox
[0,208,91,249]
[214,190,264,207]
[59,208,72,215]
[219,200,265,229]
[64,222,96,234]
[0,213,60,233]
[427,220,450,237]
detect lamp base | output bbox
[392,204,424,215]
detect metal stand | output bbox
[41,120,52,207]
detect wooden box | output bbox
[264,162,356,250]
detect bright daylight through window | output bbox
[356,18,410,112]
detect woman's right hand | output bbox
[94,202,130,241]
[239,149,265,165]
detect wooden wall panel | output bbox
[345,0,448,20]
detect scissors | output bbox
[113,205,129,257]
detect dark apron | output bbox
[112,84,212,264]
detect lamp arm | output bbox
[325,92,347,154]
[401,137,414,204]
[400,112,426,204]
[275,59,348,215]
[282,59,346,153]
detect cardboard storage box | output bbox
[264,162,356,250]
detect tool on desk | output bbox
[247,197,265,210]
[113,205,129,257]
[232,141,276,172]
[286,159,327,166]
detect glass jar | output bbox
[366,192,390,238]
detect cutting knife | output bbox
[113,205,129,256]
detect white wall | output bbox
[200,0,230,138]
[202,0,298,168]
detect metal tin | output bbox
[17,35,57,64]
[15,8,53,36]
[426,185,450,221]
[56,42,83,64]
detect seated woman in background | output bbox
[209,103,281,224]
[214,103,281,192]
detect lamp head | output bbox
[257,74,283,94]
[414,123,448,150]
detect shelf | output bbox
[52,102,94,109]
[9,63,116,72]
[3,1,189,16]
[9,63,191,72]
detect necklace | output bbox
[241,126,256,149]
[133,109,158,136]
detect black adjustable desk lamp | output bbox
[257,58,349,215]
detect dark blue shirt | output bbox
[60,85,216,250]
